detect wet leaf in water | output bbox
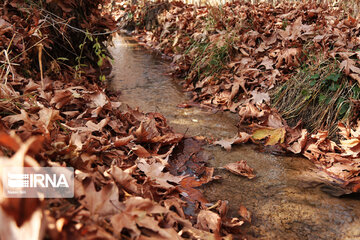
[223,160,255,179]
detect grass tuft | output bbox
[272,52,360,137]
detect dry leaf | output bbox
[238,205,251,223]
[252,127,286,145]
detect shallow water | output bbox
[108,34,360,240]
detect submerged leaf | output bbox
[223,160,255,179]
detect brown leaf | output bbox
[114,135,135,147]
[214,132,251,151]
[3,109,33,130]
[340,58,360,75]
[131,144,151,158]
[258,56,274,70]
[238,103,267,122]
[180,167,220,188]
[340,138,360,157]
[50,90,73,109]
[150,133,183,144]
[38,108,63,134]
[250,90,270,104]
[0,132,21,151]
[77,181,120,216]
[238,205,251,223]
[136,158,185,189]
[0,137,42,228]
[108,165,141,194]
[134,118,160,142]
[287,129,308,154]
[223,160,255,179]
[234,75,248,94]
[276,48,301,69]
[196,210,221,234]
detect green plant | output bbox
[93,37,108,81]
[74,30,109,81]
[282,19,288,30]
[74,32,88,80]
[272,54,359,137]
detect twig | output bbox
[1,34,16,84]
[39,9,120,36]
[0,37,47,70]
[38,43,44,89]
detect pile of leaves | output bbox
[0,1,255,239]
[116,0,360,193]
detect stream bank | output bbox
[108,34,360,240]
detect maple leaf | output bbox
[76,180,120,216]
[214,132,251,151]
[136,158,185,189]
[110,197,180,239]
[250,90,270,104]
[107,165,141,194]
[340,58,360,76]
[275,48,301,69]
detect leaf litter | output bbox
[118,0,360,194]
[0,1,248,239]
[2,0,360,239]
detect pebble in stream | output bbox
[108,33,360,240]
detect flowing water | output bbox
[108,34,360,240]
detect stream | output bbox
[108,34,360,240]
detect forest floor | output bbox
[115,0,360,194]
[0,1,360,240]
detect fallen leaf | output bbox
[238,205,251,223]
[136,158,185,189]
[252,127,286,145]
[196,210,221,234]
[250,90,270,104]
[214,132,251,151]
[276,48,301,68]
[223,160,255,179]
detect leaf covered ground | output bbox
[114,0,360,193]
[0,1,250,239]
[2,0,360,239]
